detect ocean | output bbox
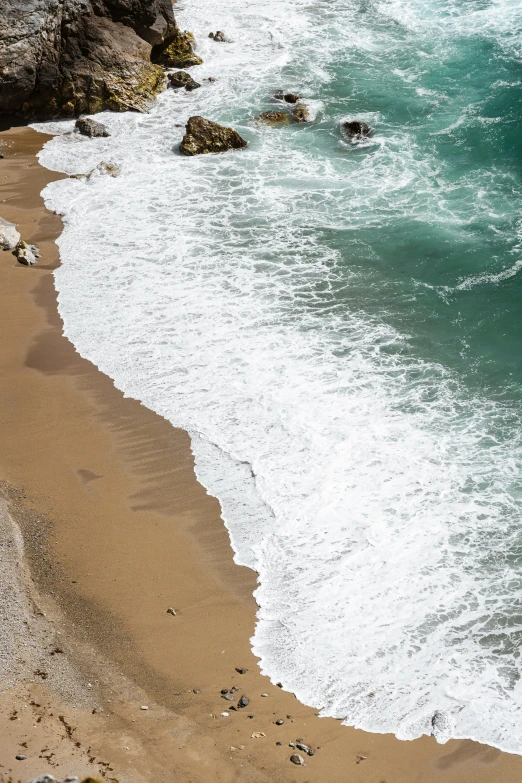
[34,0,522,754]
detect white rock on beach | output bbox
[0,217,20,250]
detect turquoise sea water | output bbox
[36,0,522,753]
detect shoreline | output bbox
[1,123,522,782]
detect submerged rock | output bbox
[75,117,110,138]
[0,217,20,250]
[258,111,289,125]
[13,239,39,266]
[168,72,201,91]
[292,103,310,123]
[342,120,372,140]
[180,116,247,156]
[209,31,227,42]
[275,92,301,104]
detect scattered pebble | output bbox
[140,705,149,710]
[235,667,248,674]
[15,755,27,761]
[230,686,239,693]
[261,693,268,698]
[276,682,283,688]
[289,742,296,748]
[193,689,200,694]
[220,712,229,717]
[290,754,305,766]
[296,742,314,757]
[166,607,176,616]
[251,732,266,739]
[275,719,284,725]
[222,693,234,701]
[276,741,282,746]
[238,694,249,708]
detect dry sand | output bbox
[1,123,522,783]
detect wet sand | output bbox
[1,123,522,783]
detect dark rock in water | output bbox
[153,27,202,68]
[290,754,305,766]
[75,117,110,138]
[275,92,301,104]
[180,116,247,156]
[168,71,201,91]
[342,121,372,140]
[292,103,309,123]
[0,0,183,118]
[209,31,227,42]
[258,111,289,125]
[207,77,217,83]
[238,694,250,708]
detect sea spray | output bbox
[34,0,522,753]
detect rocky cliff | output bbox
[0,0,200,118]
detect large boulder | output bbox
[0,217,20,250]
[0,0,201,118]
[75,117,110,137]
[180,116,247,156]
[168,71,201,91]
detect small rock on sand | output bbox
[15,754,26,760]
[166,607,176,615]
[275,719,284,725]
[235,667,248,674]
[251,732,266,739]
[290,754,305,765]
[238,694,249,708]
[13,239,39,266]
[140,705,149,710]
[0,217,20,250]
[220,711,229,717]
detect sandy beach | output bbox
[1,122,522,783]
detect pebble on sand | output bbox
[140,705,149,710]
[166,607,176,616]
[238,694,249,708]
[275,719,284,725]
[15,755,27,760]
[290,754,305,766]
[251,732,266,739]
[220,711,229,717]
[235,667,248,674]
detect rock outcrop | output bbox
[152,28,202,67]
[180,116,247,156]
[13,240,40,266]
[0,0,201,119]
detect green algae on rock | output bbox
[152,26,203,68]
[180,116,247,156]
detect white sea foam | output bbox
[33,0,522,755]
